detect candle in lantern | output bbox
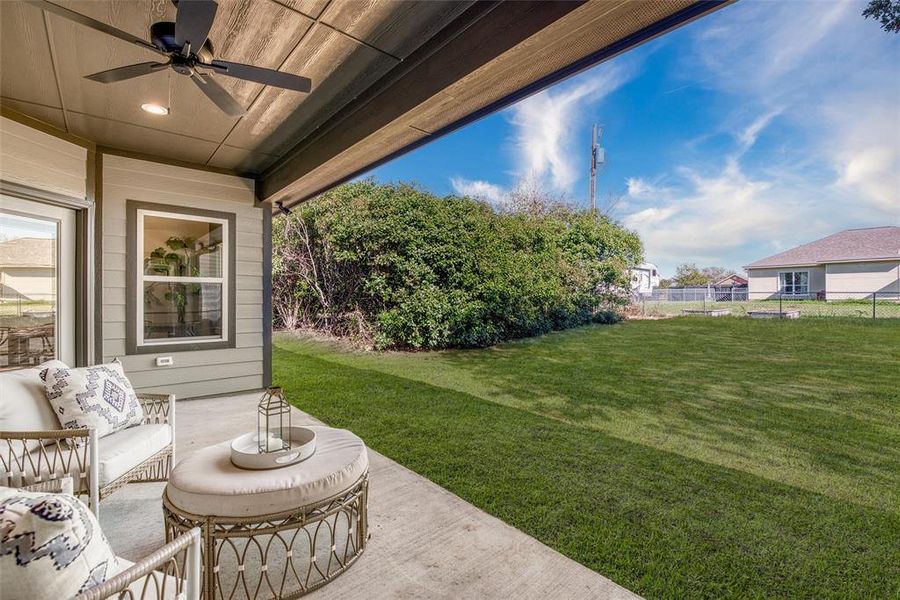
[263,435,285,452]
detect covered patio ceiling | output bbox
[0,0,730,208]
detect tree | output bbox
[272,180,642,349]
[863,0,900,32]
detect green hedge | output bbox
[273,181,641,349]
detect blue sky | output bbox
[365,0,899,276]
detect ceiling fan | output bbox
[27,0,312,117]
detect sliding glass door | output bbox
[0,195,75,370]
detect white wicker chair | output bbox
[76,526,201,600]
[0,391,176,515]
[14,476,200,600]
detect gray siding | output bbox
[101,155,265,397]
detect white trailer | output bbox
[630,262,661,297]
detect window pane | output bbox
[143,215,223,278]
[143,282,222,341]
[0,213,57,370]
[797,272,808,286]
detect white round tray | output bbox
[230,427,317,470]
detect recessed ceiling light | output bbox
[141,103,169,116]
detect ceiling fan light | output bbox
[141,102,169,115]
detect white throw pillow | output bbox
[0,360,68,456]
[0,486,119,599]
[42,362,144,440]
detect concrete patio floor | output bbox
[101,393,638,599]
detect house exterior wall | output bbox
[825,261,900,299]
[101,155,266,397]
[0,116,86,198]
[0,267,56,300]
[747,266,826,297]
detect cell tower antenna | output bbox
[589,123,605,212]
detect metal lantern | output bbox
[257,386,290,453]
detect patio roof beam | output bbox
[259,0,732,208]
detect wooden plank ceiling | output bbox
[0,0,729,207]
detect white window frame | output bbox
[778,270,809,297]
[1,196,76,368]
[136,208,230,347]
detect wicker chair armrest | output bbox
[138,393,175,425]
[0,428,93,493]
[75,527,201,600]
[0,427,92,441]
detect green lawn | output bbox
[273,318,900,599]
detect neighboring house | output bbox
[745,227,900,299]
[712,274,748,289]
[711,274,748,301]
[630,262,660,297]
[0,237,55,301]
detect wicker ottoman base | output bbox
[164,472,368,599]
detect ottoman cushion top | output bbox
[165,426,368,518]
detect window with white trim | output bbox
[779,271,809,296]
[137,209,229,346]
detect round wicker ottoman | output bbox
[163,426,369,600]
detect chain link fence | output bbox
[636,290,900,319]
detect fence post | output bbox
[872,292,877,320]
[779,292,783,317]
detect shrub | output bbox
[272,180,641,349]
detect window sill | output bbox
[130,339,234,354]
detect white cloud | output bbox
[736,109,782,153]
[621,0,898,274]
[687,0,898,217]
[626,177,672,201]
[508,65,631,193]
[446,64,634,207]
[450,177,507,206]
[823,97,900,214]
[692,0,856,99]
[624,205,679,226]
[622,158,819,273]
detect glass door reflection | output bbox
[0,205,69,370]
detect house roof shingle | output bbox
[0,238,55,269]
[745,226,900,269]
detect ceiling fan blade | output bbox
[85,61,169,84]
[25,0,166,57]
[199,60,312,93]
[192,74,245,117]
[175,0,218,52]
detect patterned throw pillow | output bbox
[42,362,144,440]
[0,487,119,599]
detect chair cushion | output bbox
[2,424,171,491]
[166,426,368,518]
[0,486,119,600]
[42,362,144,441]
[0,360,67,455]
[97,424,171,488]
